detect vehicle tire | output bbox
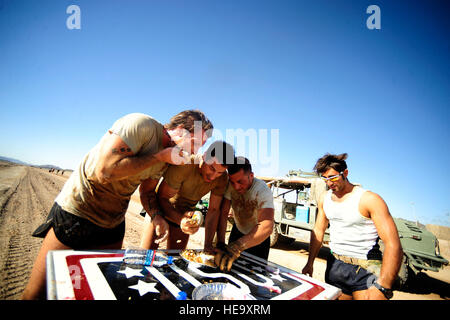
[270,224,279,247]
[379,240,410,289]
[279,235,296,245]
[394,255,410,289]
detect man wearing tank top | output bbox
[302,153,403,300]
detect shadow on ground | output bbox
[272,238,331,261]
[399,270,450,299]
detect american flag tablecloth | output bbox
[46,250,340,300]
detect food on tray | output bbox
[180,249,216,267]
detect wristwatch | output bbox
[372,281,393,299]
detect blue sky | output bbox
[0,0,449,226]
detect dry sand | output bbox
[0,161,448,300]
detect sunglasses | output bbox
[320,172,343,182]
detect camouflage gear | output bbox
[332,253,381,277]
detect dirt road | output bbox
[0,161,448,300]
[0,162,67,299]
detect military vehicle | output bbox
[258,170,448,286]
[392,218,448,285]
[258,170,329,247]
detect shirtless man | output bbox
[302,153,403,300]
[215,157,274,271]
[140,140,234,250]
[22,110,212,299]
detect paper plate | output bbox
[179,250,216,269]
[192,282,255,300]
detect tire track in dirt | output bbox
[0,166,67,299]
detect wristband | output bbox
[372,281,393,299]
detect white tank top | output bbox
[323,186,381,260]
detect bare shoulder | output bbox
[360,190,390,218]
[361,190,386,205]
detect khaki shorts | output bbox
[325,253,381,295]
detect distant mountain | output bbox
[0,156,30,166]
[0,155,71,171]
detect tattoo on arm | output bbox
[112,147,132,155]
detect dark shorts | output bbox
[229,224,270,261]
[325,254,379,295]
[32,202,125,249]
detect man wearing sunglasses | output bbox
[302,153,402,300]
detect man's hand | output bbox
[152,214,169,244]
[154,147,190,165]
[204,244,216,255]
[180,211,200,235]
[301,263,314,277]
[204,241,225,255]
[366,284,388,300]
[214,240,245,271]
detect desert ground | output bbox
[0,161,448,300]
